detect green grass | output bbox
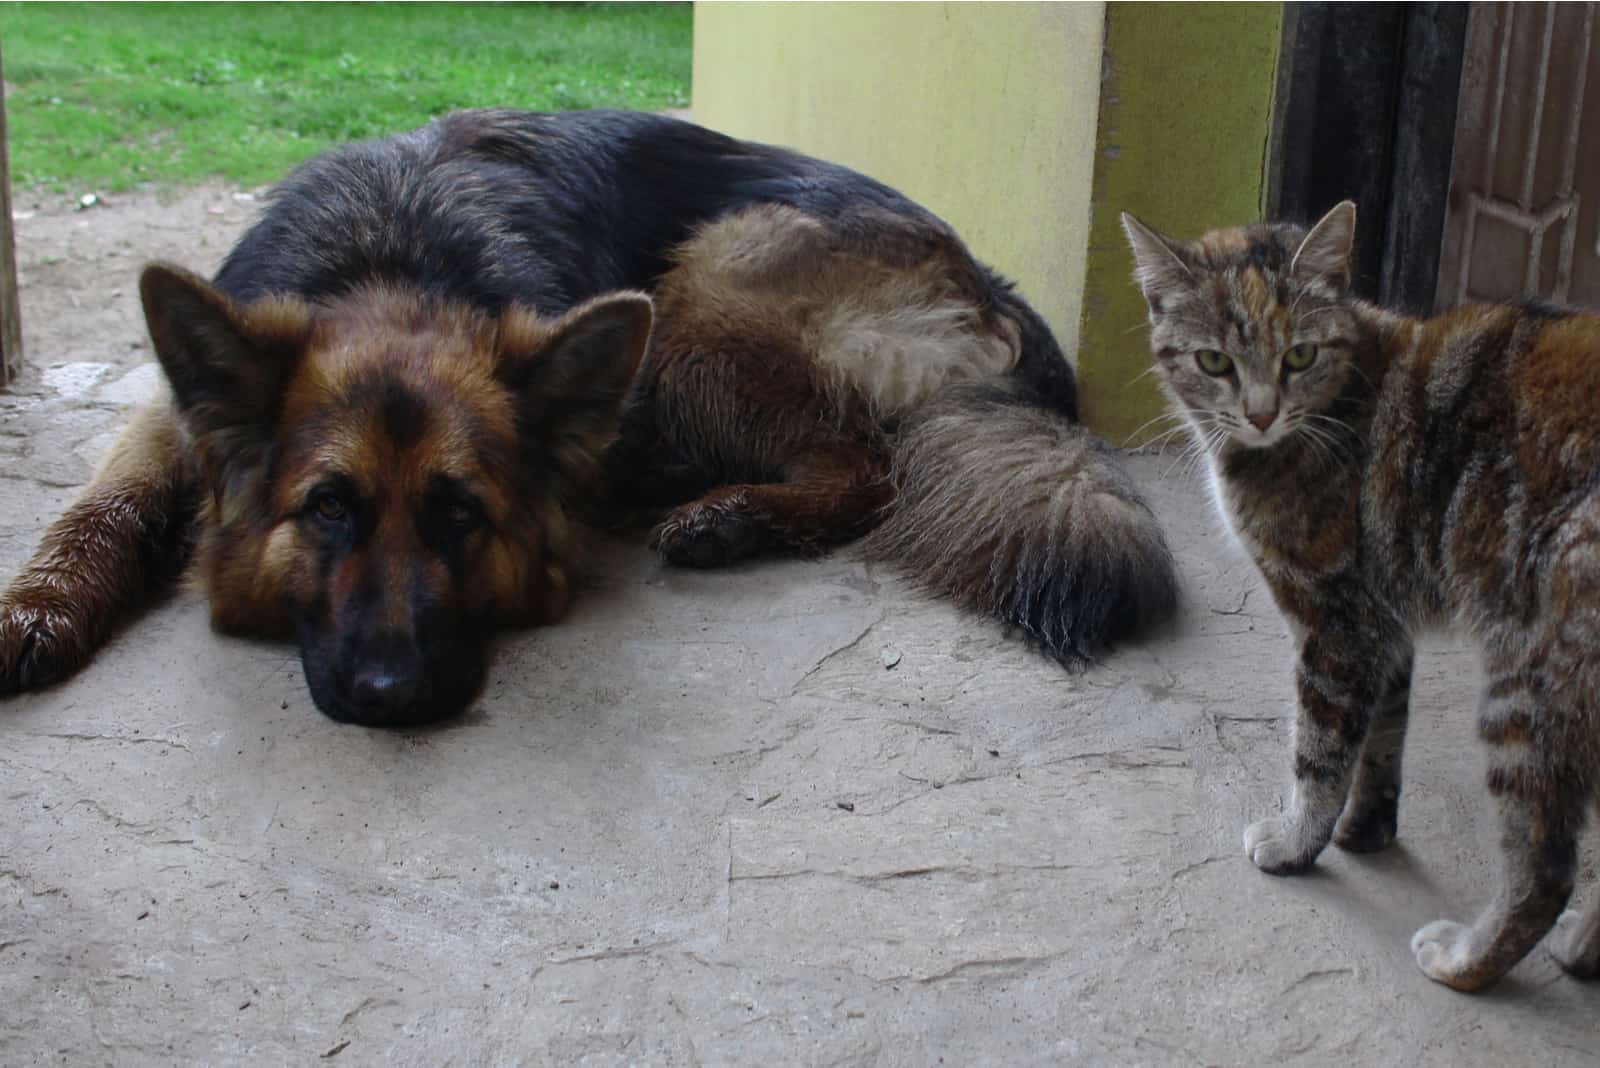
[0,2,692,192]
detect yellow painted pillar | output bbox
[693,2,1104,362]
[1078,5,1283,442]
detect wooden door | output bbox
[1436,3,1600,308]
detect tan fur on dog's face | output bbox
[140,265,650,725]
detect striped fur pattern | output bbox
[1123,200,1600,991]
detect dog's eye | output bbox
[312,492,347,523]
[443,497,488,534]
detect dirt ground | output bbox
[0,184,257,574]
[1,187,1598,1065]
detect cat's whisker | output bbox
[1334,358,1378,392]
[1162,436,1205,479]
[1183,429,1224,481]
[1122,365,1164,390]
[1119,409,1186,447]
[1302,412,1362,458]
[1140,423,1195,455]
[1296,421,1354,468]
[1295,424,1336,467]
[1286,286,1317,319]
[1303,411,1357,434]
[1169,424,1226,481]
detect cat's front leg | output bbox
[1333,647,1414,852]
[1245,618,1400,874]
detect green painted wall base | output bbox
[1078,4,1283,443]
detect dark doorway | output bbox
[1268,4,1470,313]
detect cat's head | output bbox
[1120,201,1361,451]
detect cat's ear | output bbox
[1290,201,1356,291]
[1121,213,1195,311]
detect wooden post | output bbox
[0,45,22,386]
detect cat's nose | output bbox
[1246,409,1277,433]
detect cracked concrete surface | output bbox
[2,190,1598,1065]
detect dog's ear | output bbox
[496,291,653,451]
[140,263,312,496]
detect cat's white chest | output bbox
[1204,456,1305,641]
[1206,458,1250,551]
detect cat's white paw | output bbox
[1411,919,1478,989]
[1548,909,1599,978]
[1243,816,1314,875]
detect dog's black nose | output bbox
[347,656,427,721]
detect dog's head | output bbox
[139,264,651,726]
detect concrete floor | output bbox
[2,195,1598,1064]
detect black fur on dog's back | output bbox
[218,109,1079,418]
[221,111,926,308]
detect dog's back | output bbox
[217,111,926,307]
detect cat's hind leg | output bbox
[1411,655,1588,991]
[1410,784,1581,991]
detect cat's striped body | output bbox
[1124,201,1600,992]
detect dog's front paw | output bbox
[1243,816,1318,875]
[0,596,88,696]
[1411,919,1488,991]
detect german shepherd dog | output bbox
[0,110,1177,726]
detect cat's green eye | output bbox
[1283,342,1319,372]
[1194,349,1233,376]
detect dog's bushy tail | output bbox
[863,379,1177,667]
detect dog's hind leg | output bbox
[636,296,891,566]
[602,404,717,512]
[0,401,195,694]
[652,440,891,568]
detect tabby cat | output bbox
[1121,200,1599,992]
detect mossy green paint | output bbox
[1080,4,1283,442]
